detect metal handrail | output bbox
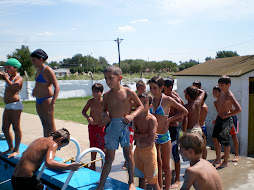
[61,147,105,190]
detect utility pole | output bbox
[114,38,123,68]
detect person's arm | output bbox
[195,89,205,106]
[82,99,94,124]
[2,73,23,91]
[166,97,188,128]
[199,105,208,125]
[181,168,195,190]
[219,94,242,119]
[182,115,188,132]
[48,67,60,113]
[45,142,80,171]
[123,90,144,123]
[101,93,111,124]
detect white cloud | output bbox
[167,19,184,25]
[157,0,254,20]
[37,32,55,37]
[118,25,136,33]
[130,19,149,24]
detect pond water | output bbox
[0,79,176,101]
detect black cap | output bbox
[31,49,48,61]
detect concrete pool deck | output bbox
[1,107,254,189]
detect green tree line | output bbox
[0,45,240,77]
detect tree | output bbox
[7,45,34,77]
[216,50,239,59]
[179,59,199,71]
[205,57,212,61]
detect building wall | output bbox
[176,76,244,154]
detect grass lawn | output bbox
[0,97,91,125]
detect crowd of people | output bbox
[0,50,242,189]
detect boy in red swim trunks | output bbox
[82,83,105,171]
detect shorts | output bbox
[5,101,23,110]
[104,118,130,150]
[156,131,171,144]
[169,126,180,162]
[212,116,233,146]
[201,125,207,144]
[88,124,105,150]
[11,175,44,190]
[230,115,239,135]
[134,145,158,185]
[129,122,134,145]
[186,127,203,139]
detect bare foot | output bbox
[170,180,180,189]
[233,155,239,162]
[221,155,230,159]
[129,183,136,190]
[212,159,221,165]
[95,184,104,190]
[8,151,20,158]
[0,148,14,157]
[121,162,127,170]
[216,162,228,170]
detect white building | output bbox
[53,68,70,78]
[175,55,254,156]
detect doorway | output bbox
[248,77,254,154]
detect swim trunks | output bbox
[5,101,23,111]
[129,122,134,145]
[230,115,238,135]
[169,126,180,162]
[186,127,203,139]
[88,124,105,150]
[11,175,44,190]
[212,116,233,146]
[155,131,171,144]
[104,118,131,150]
[134,145,158,184]
[201,125,207,144]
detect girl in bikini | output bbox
[0,58,23,158]
[31,49,60,137]
[148,76,188,190]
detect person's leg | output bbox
[156,144,163,189]
[217,145,230,169]
[161,141,171,190]
[36,102,48,136]
[123,146,136,190]
[202,146,207,160]
[8,110,22,158]
[231,134,239,162]
[212,137,221,164]
[151,183,161,190]
[0,109,13,156]
[89,152,97,171]
[96,149,115,190]
[139,178,146,189]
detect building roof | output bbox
[53,68,70,73]
[175,55,254,77]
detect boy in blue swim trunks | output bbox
[96,66,144,190]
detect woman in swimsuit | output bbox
[0,58,23,158]
[148,76,188,190]
[31,49,60,137]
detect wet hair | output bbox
[213,85,221,92]
[218,75,231,85]
[31,49,48,61]
[193,81,201,88]
[136,80,146,88]
[148,76,164,88]
[138,93,153,105]
[179,133,204,155]
[50,128,70,144]
[164,77,174,87]
[185,86,199,100]
[123,84,131,89]
[92,83,104,92]
[103,65,122,76]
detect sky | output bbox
[0,0,254,65]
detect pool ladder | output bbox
[36,137,105,190]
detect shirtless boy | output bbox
[82,83,105,171]
[133,93,160,190]
[163,77,183,189]
[0,58,23,158]
[212,76,241,169]
[183,86,205,137]
[11,128,81,190]
[31,49,60,137]
[96,66,144,190]
[179,133,223,190]
[136,80,146,96]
